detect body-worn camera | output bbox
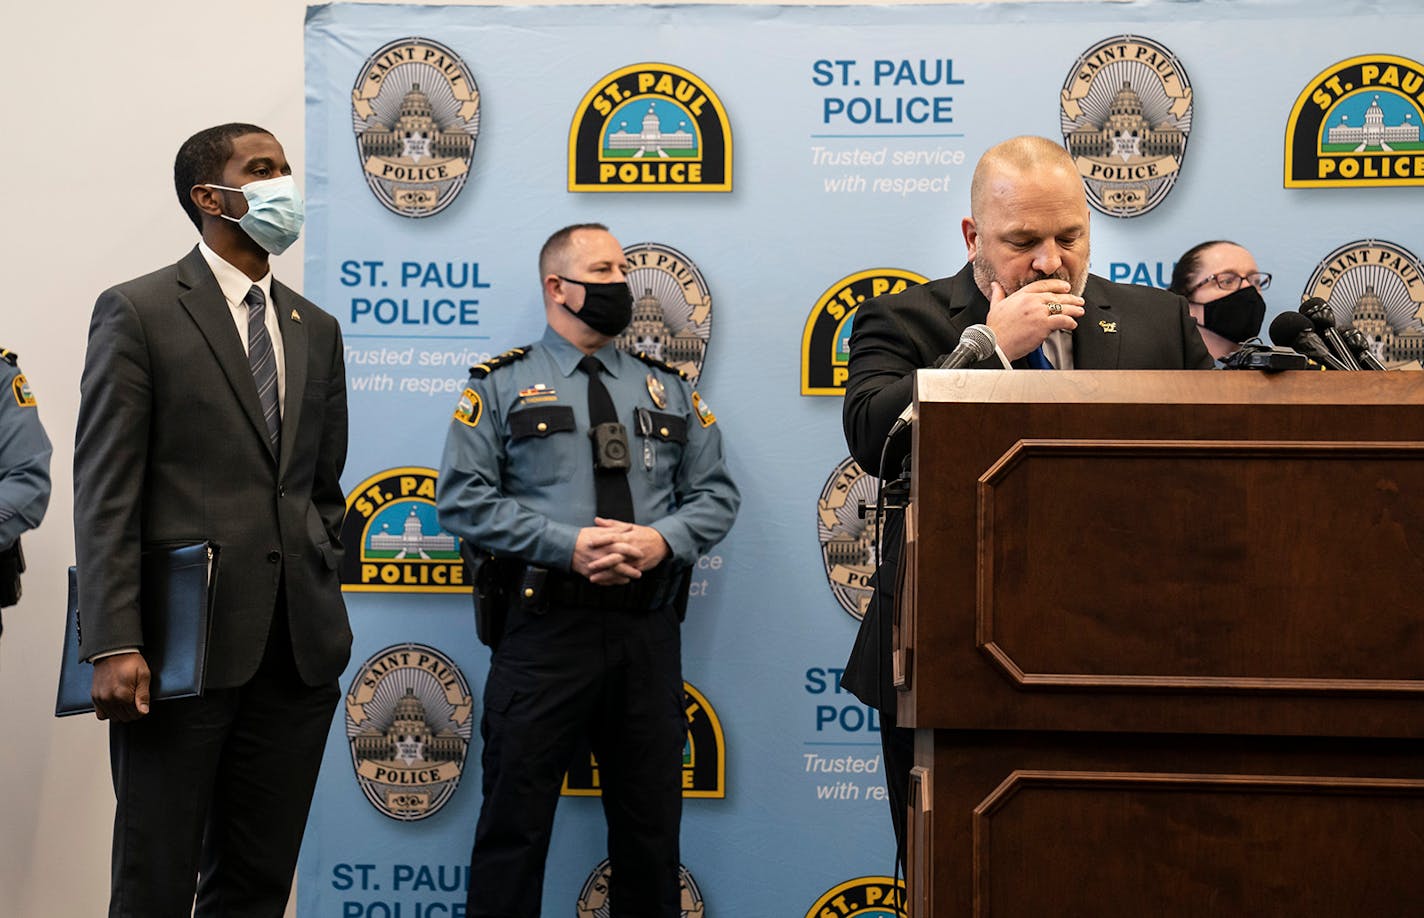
[589,422,631,470]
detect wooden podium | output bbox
[897,370,1424,917]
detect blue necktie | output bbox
[245,285,281,451]
[1025,345,1053,370]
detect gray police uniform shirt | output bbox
[436,325,739,571]
[0,355,53,549]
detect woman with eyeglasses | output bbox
[1168,240,1272,362]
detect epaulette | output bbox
[0,349,17,367]
[469,345,532,379]
[631,350,689,380]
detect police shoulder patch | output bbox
[12,374,36,408]
[468,345,532,379]
[453,388,483,428]
[630,350,689,380]
[691,391,716,427]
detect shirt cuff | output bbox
[649,519,694,567]
[87,647,140,663]
[535,520,582,571]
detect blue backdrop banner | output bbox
[301,2,1424,914]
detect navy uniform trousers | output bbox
[468,596,686,917]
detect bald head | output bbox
[969,136,1084,223]
[962,136,1091,299]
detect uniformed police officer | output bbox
[437,223,739,917]
[0,348,53,635]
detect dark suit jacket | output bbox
[840,263,1213,710]
[75,246,351,689]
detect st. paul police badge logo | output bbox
[1060,36,1192,217]
[562,681,726,798]
[1302,239,1424,368]
[576,860,705,918]
[339,467,469,593]
[568,63,732,192]
[818,457,882,621]
[352,37,480,217]
[803,876,906,918]
[616,242,713,384]
[346,643,474,821]
[1285,55,1424,188]
[802,269,929,396]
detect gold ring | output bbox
[1047,302,1063,316]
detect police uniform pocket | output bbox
[509,404,575,440]
[507,405,578,488]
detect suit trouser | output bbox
[108,600,339,918]
[880,707,915,871]
[468,599,685,918]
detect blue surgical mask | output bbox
[205,175,305,255]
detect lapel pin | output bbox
[1099,320,1118,333]
[291,309,302,323]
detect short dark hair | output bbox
[538,222,610,278]
[174,123,272,230]
[1169,239,1239,296]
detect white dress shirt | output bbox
[198,242,286,417]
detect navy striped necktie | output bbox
[244,285,281,451]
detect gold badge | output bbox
[290,309,302,323]
[453,388,483,427]
[1099,320,1118,334]
[691,391,716,427]
[646,373,668,409]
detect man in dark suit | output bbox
[74,123,350,917]
[841,135,1212,864]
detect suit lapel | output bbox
[273,282,308,477]
[1074,294,1122,369]
[176,248,277,458]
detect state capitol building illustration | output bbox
[1326,95,1420,149]
[1066,80,1187,161]
[350,688,466,767]
[1350,285,1424,366]
[359,83,474,162]
[615,287,705,371]
[369,507,457,557]
[605,103,695,156]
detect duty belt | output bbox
[514,563,687,613]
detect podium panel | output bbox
[900,371,1424,915]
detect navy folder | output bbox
[55,541,219,717]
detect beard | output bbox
[973,255,1089,299]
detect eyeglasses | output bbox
[1189,271,1272,294]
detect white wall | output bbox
[1,1,1073,914]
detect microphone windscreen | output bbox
[960,324,997,360]
[1269,311,1316,348]
[1299,296,1335,329]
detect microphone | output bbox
[886,324,998,437]
[939,324,999,370]
[1269,312,1349,370]
[1299,297,1361,369]
[1339,327,1390,370]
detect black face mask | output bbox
[1200,285,1267,343]
[559,277,633,336]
